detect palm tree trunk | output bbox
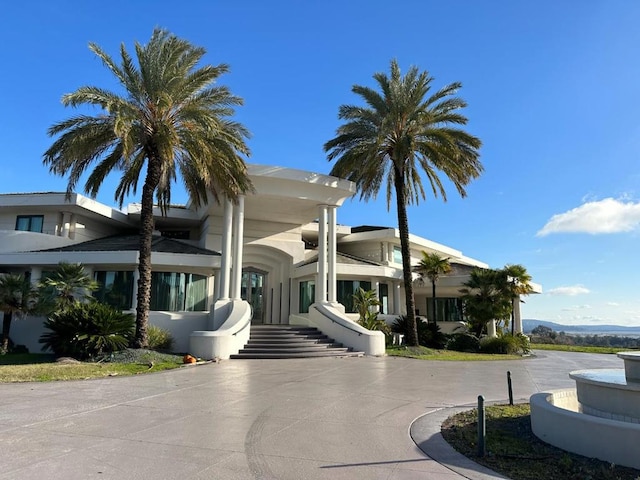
[394,168,418,346]
[133,155,162,348]
[1,312,12,353]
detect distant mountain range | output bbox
[523,319,640,334]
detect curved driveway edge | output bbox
[410,406,510,480]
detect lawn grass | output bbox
[0,350,184,382]
[441,404,640,480]
[386,345,522,361]
[531,343,638,354]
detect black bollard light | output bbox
[477,395,486,457]
[507,371,514,406]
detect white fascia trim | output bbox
[0,192,132,225]
[0,251,139,266]
[150,252,220,270]
[247,164,355,195]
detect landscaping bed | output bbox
[387,345,522,361]
[441,403,640,480]
[0,349,184,382]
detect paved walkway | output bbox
[0,351,623,479]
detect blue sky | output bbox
[2,1,640,325]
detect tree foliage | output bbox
[325,59,482,346]
[39,262,98,310]
[460,268,512,337]
[39,302,134,359]
[352,288,389,335]
[43,29,253,348]
[0,274,41,353]
[460,264,534,338]
[414,251,452,323]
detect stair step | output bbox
[230,350,364,359]
[232,324,361,359]
[241,344,345,352]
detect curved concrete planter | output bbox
[531,351,640,470]
[530,389,640,470]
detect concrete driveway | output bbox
[0,351,623,479]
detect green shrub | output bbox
[39,302,134,359]
[391,316,447,349]
[147,325,175,351]
[446,333,480,352]
[480,333,530,355]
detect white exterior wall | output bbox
[338,241,384,263]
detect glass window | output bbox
[379,283,389,314]
[427,297,464,322]
[150,272,207,311]
[16,215,44,233]
[393,246,402,264]
[299,280,315,314]
[94,271,134,310]
[337,280,372,313]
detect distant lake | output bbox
[558,331,640,338]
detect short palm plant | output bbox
[40,302,134,359]
[352,288,389,335]
[0,274,41,353]
[39,262,98,310]
[414,251,452,323]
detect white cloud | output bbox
[537,197,640,236]
[547,285,591,296]
[607,302,620,307]
[561,304,592,311]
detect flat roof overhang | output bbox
[129,164,357,228]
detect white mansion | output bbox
[0,164,537,358]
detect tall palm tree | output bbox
[43,29,253,348]
[0,274,40,353]
[325,60,482,346]
[414,251,451,324]
[501,264,534,334]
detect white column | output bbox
[487,320,497,337]
[316,205,328,304]
[29,267,42,285]
[327,205,337,303]
[61,212,71,238]
[219,198,233,300]
[231,196,245,300]
[514,297,523,334]
[132,269,140,310]
[373,280,380,313]
[393,282,401,314]
[213,270,221,302]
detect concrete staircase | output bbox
[230,325,364,359]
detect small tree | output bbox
[460,268,511,337]
[501,264,534,334]
[352,288,389,334]
[39,262,98,310]
[0,274,40,353]
[414,252,451,324]
[352,287,381,322]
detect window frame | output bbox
[15,215,44,233]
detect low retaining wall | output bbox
[189,300,251,360]
[530,389,640,470]
[308,303,385,356]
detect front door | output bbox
[241,270,266,324]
